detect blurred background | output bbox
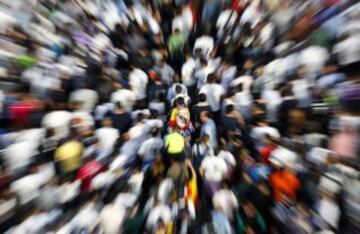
[0,0,359,233]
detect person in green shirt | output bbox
[123,206,145,234]
[167,29,185,55]
[235,200,267,234]
[16,45,38,69]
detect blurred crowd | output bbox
[0,0,359,233]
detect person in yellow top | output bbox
[54,139,83,180]
[165,128,186,161]
[165,129,188,200]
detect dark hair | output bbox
[157,91,165,101]
[225,104,234,114]
[207,73,216,83]
[150,127,160,137]
[199,57,208,66]
[176,96,185,106]
[175,85,182,93]
[136,112,144,123]
[149,109,159,119]
[237,82,244,92]
[201,111,210,118]
[199,93,207,102]
[116,101,123,109]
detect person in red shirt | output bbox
[259,134,278,164]
[76,155,104,192]
[9,96,41,129]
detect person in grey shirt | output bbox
[200,111,218,150]
[153,58,175,86]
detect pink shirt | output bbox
[330,130,357,159]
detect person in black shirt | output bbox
[28,101,46,128]
[147,72,168,102]
[192,93,211,125]
[192,93,212,140]
[221,104,244,139]
[111,102,132,135]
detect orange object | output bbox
[269,170,300,203]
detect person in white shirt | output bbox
[218,60,237,89]
[71,110,95,130]
[153,58,175,86]
[114,192,138,209]
[167,83,188,104]
[100,204,126,234]
[316,189,341,230]
[111,88,136,112]
[291,65,312,108]
[181,54,197,88]
[95,117,119,159]
[42,110,72,140]
[261,89,282,123]
[193,35,214,59]
[217,139,236,173]
[212,184,238,221]
[216,8,238,40]
[129,65,148,105]
[146,202,172,231]
[94,102,114,125]
[128,169,144,196]
[11,164,52,205]
[4,140,38,172]
[199,74,225,113]
[299,46,329,74]
[200,153,228,197]
[230,75,253,93]
[269,146,298,170]
[138,127,163,170]
[250,120,281,150]
[192,134,214,168]
[27,67,62,99]
[194,58,214,89]
[120,113,146,162]
[69,88,99,113]
[333,33,360,68]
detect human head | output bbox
[254,65,264,77]
[136,112,145,123]
[322,59,338,75]
[175,84,182,94]
[150,127,160,137]
[297,65,308,78]
[199,57,208,67]
[206,73,216,83]
[175,96,185,106]
[69,101,83,111]
[201,133,210,143]
[225,104,235,115]
[243,59,254,71]
[199,93,207,102]
[158,58,165,67]
[200,111,210,123]
[242,200,256,218]
[116,101,124,110]
[102,117,112,127]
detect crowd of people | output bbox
[0,0,359,233]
